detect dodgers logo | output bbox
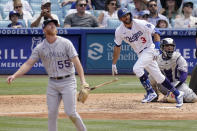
[31,37,42,51]
[125,31,143,42]
[88,43,103,60]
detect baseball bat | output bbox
[90,78,118,90]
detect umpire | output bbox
[189,29,197,94]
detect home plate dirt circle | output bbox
[0,93,197,120]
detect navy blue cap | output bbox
[9,10,20,20]
[42,19,58,29]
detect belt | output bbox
[139,47,147,54]
[50,75,70,80]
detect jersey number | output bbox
[140,37,146,44]
[58,60,70,69]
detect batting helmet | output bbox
[117,8,132,20]
[160,38,176,59]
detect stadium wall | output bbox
[0,28,196,74]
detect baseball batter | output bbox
[7,19,88,131]
[149,38,197,103]
[112,8,184,107]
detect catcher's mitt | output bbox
[162,91,176,103]
[77,83,90,103]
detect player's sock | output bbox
[161,78,180,96]
[139,74,154,94]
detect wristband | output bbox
[154,41,160,50]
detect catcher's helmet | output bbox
[160,38,176,59]
[117,8,132,20]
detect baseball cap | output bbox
[139,10,150,16]
[42,19,58,29]
[9,10,20,20]
[42,0,51,6]
[183,1,193,9]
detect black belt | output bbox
[139,47,147,54]
[50,75,70,80]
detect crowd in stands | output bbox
[0,0,197,28]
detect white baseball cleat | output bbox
[142,92,157,103]
[175,91,184,108]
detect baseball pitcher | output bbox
[7,19,88,131]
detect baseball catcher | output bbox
[149,38,197,103]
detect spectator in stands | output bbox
[137,10,150,21]
[65,0,92,16]
[61,0,76,7]
[174,1,197,28]
[64,0,99,27]
[4,0,33,15]
[7,0,33,27]
[130,0,148,18]
[160,0,182,27]
[156,19,169,28]
[70,0,93,10]
[147,0,169,26]
[31,0,60,28]
[8,10,24,28]
[91,0,120,10]
[119,0,133,8]
[97,0,119,27]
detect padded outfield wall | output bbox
[0,28,196,74]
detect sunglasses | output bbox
[14,6,22,9]
[110,2,116,6]
[149,4,157,8]
[78,4,87,7]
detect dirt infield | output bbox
[0,93,197,120]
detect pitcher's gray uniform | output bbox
[150,51,197,102]
[30,36,86,131]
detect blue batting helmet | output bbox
[117,8,132,19]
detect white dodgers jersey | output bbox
[157,52,188,82]
[114,19,156,54]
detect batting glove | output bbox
[153,49,160,60]
[112,64,118,76]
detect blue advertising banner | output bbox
[86,34,137,74]
[0,29,80,74]
[0,28,196,74]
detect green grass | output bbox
[0,117,196,131]
[0,75,194,131]
[0,75,145,95]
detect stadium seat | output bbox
[51,4,61,11]
[0,20,10,28]
[2,11,9,20]
[127,3,135,11]
[0,0,8,4]
[93,10,103,18]
[29,0,41,4]
[107,19,121,28]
